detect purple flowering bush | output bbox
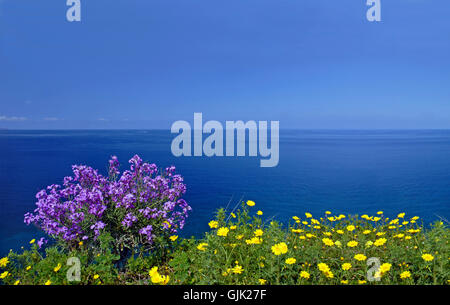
[24,155,191,254]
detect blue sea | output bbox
[1,130,450,255]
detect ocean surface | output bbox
[1,130,450,255]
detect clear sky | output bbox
[0,0,449,129]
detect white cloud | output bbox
[98,118,109,121]
[43,117,62,121]
[0,115,27,121]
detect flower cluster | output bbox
[1,201,449,285]
[24,155,191,250]
[173,202,449,285]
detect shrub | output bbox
[23,155,191,256]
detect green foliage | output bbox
[168,203,450,285]
[0,233,120,285]
[1,202,449,285]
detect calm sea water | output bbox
[1,130,450,255]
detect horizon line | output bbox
[2,128,450,131]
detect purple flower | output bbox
[122,194,136,209]
[121,213,137,228]
[37,237,48,249]
[24,155,191,248]
[109,155,120,176]
[139,225,153,242]
[90,221,105,236]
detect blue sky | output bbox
[0,0,449,129]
